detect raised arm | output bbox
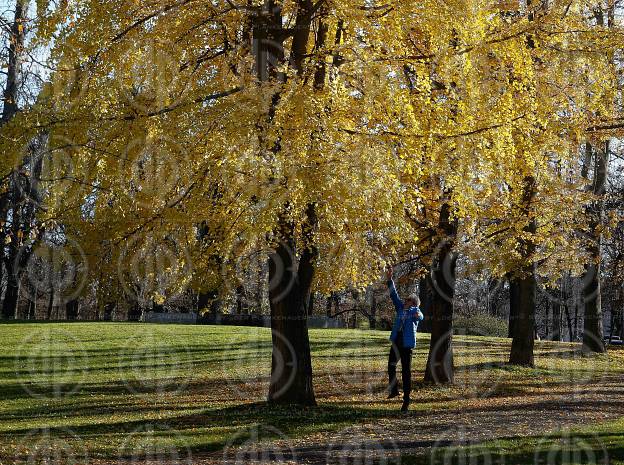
[386,266,403,312]
[387,279,404,312]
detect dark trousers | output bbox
[388,341,412,399]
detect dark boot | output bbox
[401,397,410,412]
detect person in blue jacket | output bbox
[386,266,424,412]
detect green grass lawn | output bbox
[0,322,622,464]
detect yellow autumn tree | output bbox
[1,0,622,401]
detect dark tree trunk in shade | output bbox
[581,141,607,353]
[424,201,457,384]
[582,261,605,352]
[508,276,520,338]
[369,293,377,330]
[267,209,317,406]
[66,299,79,320]
[551,288,562,342]
[509,175,537,367]
[2,274,19,319]
[418,275,434,333]
[508,270,536,366]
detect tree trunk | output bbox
[418,275,434,333]
[581,141,607,353]
[508,270,536,366]
[509,175,537,367]
[2,275,19,319]
[66,299,79,320]
[267,210,317,405]
[424,201,457,384]
[508,275,520,338]
[369,292,377,330]
[582,260,605,352]
[551,286,562,342]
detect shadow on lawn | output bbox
[401,430,624,465]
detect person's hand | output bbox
[386,266,393,280]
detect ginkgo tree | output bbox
[1,0,622,403]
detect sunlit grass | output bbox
[0,322,622,463]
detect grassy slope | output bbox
[0,322,622,464]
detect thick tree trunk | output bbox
[267,210,317,405]
[2,275,19,319]
[582,261,605,352]
[581,141,607,353]
[66,299,79,320]
[424,201,457,384]
[509,175,537,367]
[508,269,536,366]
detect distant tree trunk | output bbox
[127,302,141,321]
[46,287,54,320]
[0,0,28,318]
[564,303,573,342]
[2,273,19,319]
[103,302,115,321]
[582,141,607,353]
[369,292,377,329]
[197,291,210,313]
[66,299,79,320]
[509,176,537,367]
[235,285,247,315]
[424,200,457,384]
[26,294,36,320]
[551,287,562,342]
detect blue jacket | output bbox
[388,279,423,349]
